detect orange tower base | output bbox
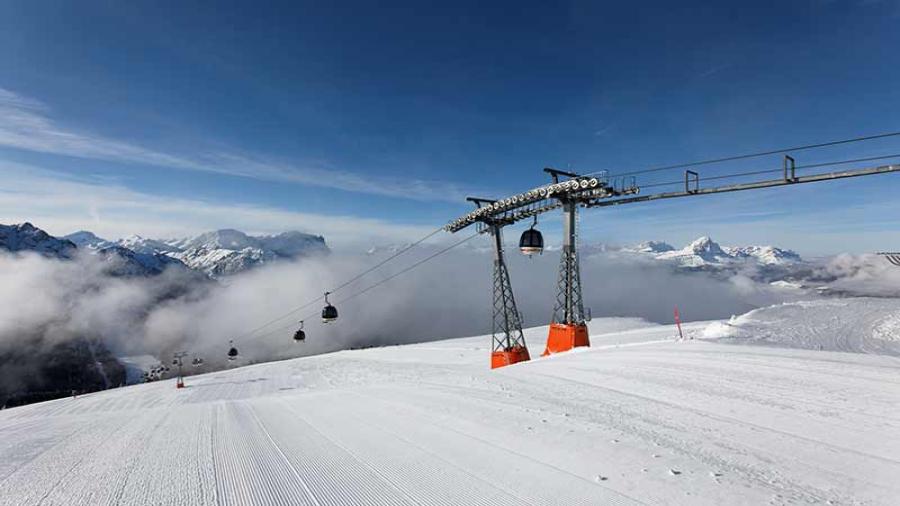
[491,346,531,369]
[542,323,590,356]
[176,378,185,389]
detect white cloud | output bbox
[0,87,472,202]
[0,229,808,371]
[0,161,439,247]
[0,88,201,170]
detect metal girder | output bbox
[877,253,900,267]
[587,164,900,209]
[446,173,638,233]
[447,163,900,234]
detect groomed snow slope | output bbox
[704,298,900,356]
[1,314,898,505]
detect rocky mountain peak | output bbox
[1,222,77,258]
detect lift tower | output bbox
[543,168,589,355]
[447,171,628,367]
[445,154,899,369]
[172,351,188,389]
[467,197,530,368]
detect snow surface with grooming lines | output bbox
[1,301,899,505]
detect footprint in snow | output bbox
[594,475,608,482]
[709,471,723,478]
[652,454,660,458]
[669,469,682,476]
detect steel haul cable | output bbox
[246,231,481,343]
[234,226,445,340]
[633,153,900,190]
[584,131,900,179]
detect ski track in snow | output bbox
[1,302,899,505]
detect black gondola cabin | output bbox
[519,227,544,255]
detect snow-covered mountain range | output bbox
[0,222,803,280]
[66,228,329,278]
[1,223,329,278]
[161,229,329,278]
[624,236,802,267]
[0,223,77,259]
[63,230,192,276]
[726,245,802,265]
[629,240,676,254]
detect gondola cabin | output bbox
[322,304,338,323]
[322,292,338,323]
[519,227,544,255]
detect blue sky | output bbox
[0,0,898,252]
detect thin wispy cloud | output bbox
[0,88,196,169]
[0,161,439,247]
[593,124,614,137]
[0,88,471,202]
[696,64,731,79]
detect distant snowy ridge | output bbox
[67,227,329,278]
[628,240,676,254]
[656,236,738,266]
[725,245,802,265]
[2,223,329,279]
[62,230,189,276]
[366,243,413,256]
[7,222,802,278]
[1,222,77,258]
[65,230,114,249]
[118,235,181,255]
[626,236,802,267]
[163,229,329,278]
[93,245,192,277]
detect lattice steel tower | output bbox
[489,224,530,367]
[551,199,586,325]
[543,169,591,355]
[467,197,530,368]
